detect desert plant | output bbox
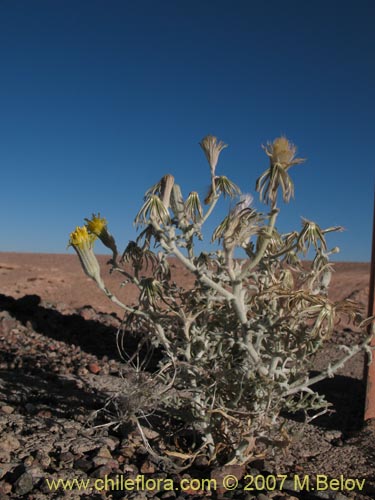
[68,135,373,468]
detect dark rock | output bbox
[74,458,93,472]
[14,472,33,496]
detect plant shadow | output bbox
[0,293,136,360]
[0,354,105,420]
[283,372,365,436]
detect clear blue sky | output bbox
[0,0,374,261]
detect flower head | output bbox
[185,191,203,223]
[264,136,304,170]
[297,218,327,254]
[85,213,118,260]
[199,135,228,177]
[68,226,104,288]
[69,226,96,249]
[85,214,107,237]
[212,194,259,250]
[230,193,253,217]
[256,136,305,208]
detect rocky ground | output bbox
[0,253,374,500]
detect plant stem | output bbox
[285,336,373,396]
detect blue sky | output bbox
[0,0,374,261]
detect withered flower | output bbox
[256,136,305,208]
[199,135,228,177]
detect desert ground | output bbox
[0,252,374,500]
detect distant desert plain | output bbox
[0,253,370,315]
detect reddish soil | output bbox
[0,253,370,314]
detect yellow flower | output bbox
[69,226,96,249]
[85,214,107,237]
[68,225,104,288]
[85,213,118,260]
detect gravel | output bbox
[0,293,374,500]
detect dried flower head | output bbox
[230,193,253,217]
[135,194,171,227]
[213,195,259,249]
[256,136,305,208]
[264,136,304,170]
[269,137,294,167]
[185,191,203,223]
[199,135,228,177]
[298,218,327,254]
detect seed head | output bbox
[199,135,228,177]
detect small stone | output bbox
[0,464,12,480]
[325,430,342,442]
[92,456,119,469]
[37,409,52,418]
[14,472,33,496]
[123,464,138,474]
[27,465,44,479]
[1,405,14,414]
[160,491,176,499]
[25,403,36,413]
[88,362,101,374]
[2,434,21,452]
[106,459,119,470]
[70,438,100,454]
[74,458,93,472]
[96,446,112,458]
[140,460,156,474]
[40,455,51,468]
[0,481,12,495]
[91,465,112,479]
[79,306,97,321]
[92,456,110,467]
[119,446,135,459]
[59,451,74,465]
[140,426,159,440]
[100,436,119,450]
[0,451,10,464]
